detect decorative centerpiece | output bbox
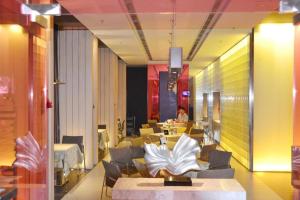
[144,134,201,186]
[13,132,47,172]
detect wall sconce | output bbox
[21,3,61,22]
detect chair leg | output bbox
[105,185,108,196]
[83,152,86,171]
[127,165,129,177]
[100,177,105,200]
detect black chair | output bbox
[101,160,122,199]
[200,144,217,162]
[189,127,204,135]
[62,136,86,170]
[185,121,194,133]
[195,168,235,179]
[98,124,106,129]
[109,147,138,176]
[148,123,162,133]
[126,116,136,136]
[208,150,232,169]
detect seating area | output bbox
[98,121,234,198]
[1,0,299,200]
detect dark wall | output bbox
[159,72,177,121]
[126,66,147,134]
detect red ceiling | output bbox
[57,0,279,14]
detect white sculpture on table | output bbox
[144,134,201,177]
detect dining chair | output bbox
[139,128,154,137]
[130,137,145,147]
[208,150,232,169]
[62,135,86,170]
[184,121,194,133]
[190,134,204,145]
[185,168,235,179]
[148,119,158,124]
[130,146,145,159]
[109,147,137,176]
[141,124,150,128]
[101,160,122,199]
[199,144,217,162]
[148,122,161,133]
[189,127,204,135]
[132,159,151,178]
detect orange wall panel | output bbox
[293,25,300,145]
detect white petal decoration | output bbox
[13,132,47,172]
[144,133,201,177]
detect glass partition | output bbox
[0,0,51,199]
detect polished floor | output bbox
[61,154,293,200]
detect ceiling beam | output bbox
[187,0,231,61]
[122,0,153,60]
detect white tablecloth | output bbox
[112,178,246,200]
[54,144,83,175]
[98,129,108,150]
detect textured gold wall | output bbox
[195,36,250,168]
[253,23,293,171]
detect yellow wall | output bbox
[253,23,294,171]
[195,36,251,169]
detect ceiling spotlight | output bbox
[280,0,300,13]
[21,3,61,22]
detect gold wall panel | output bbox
[195,36,250,169]
[253,23,294,171]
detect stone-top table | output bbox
[112,178,246,200]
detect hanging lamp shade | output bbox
[169,47,183,69]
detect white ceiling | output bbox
[57,0,278,76]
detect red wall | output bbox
[147,64,189,121]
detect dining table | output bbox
[112,178,246,200]
[54,144,83,176]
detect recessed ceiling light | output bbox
[280,0,300,13]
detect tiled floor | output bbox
[55,169,90,200]
[62,155,293,200]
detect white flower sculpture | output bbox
[144,133,201,177]
[13,132,47,172]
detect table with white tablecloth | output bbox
[54,144,83,176]
[112,178,246,200]
[97,129,108,151]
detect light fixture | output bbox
[168,0,183,69]
[21,3,61,22]
[169,47,183,69]
[9,25,23,33]
[280,0,300,13]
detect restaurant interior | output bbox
[1,0,300,199]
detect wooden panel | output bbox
[0,25,28,166]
